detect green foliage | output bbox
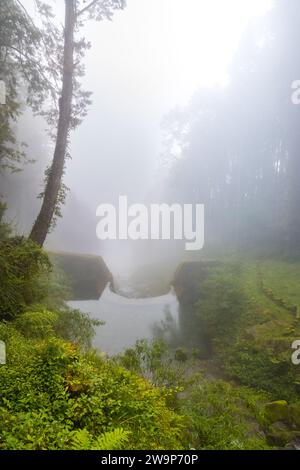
[2,236,297,449]
[190,262,300,400]
[118,339,168,376]
[36,262,72,311]
[54,308,103,350]
[117,338,273,450]
[71,428,130,450]
[117,339,187,389]
[0,238,51,320]
[180,378,272,450]
[195,264,247,343]
[14,310,58,339]
[227,345,299,400]
[0,200,11,240]
[0,323,184,450]
[13,307,102,350]
[0,0,48,171]
[259,260,300,318]
[174,347,188,362]
[0,235,76,324]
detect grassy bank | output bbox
[172,258,300,447]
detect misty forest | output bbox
[1,0,300,451]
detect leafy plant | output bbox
[0,238,51,320]
[180,377,271,450]
[0,322,185,450]
[14,310,58,339]
[71,428,130,450]
[54,308,103,350]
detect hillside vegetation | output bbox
[173,259,300,447]
[0,237,184,450]
[1,229,300,449]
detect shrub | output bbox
[180,378,271,450]
[54,308,103,350]
[117,339,187,389]
[14,310,58,339]
[0,324,185,450]
[175,347,188,362]
[0,238,51,320]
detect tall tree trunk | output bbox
[30,0,75,246]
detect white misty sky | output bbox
[22,0,272,201]
[83,0,271,105]
[22,0,272,268]
[68,0,272,201]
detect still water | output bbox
[68,284,179,355]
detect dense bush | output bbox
[0,236,178,450]
[117,339,273,449]
[0,236,173,450]
[0,238,51,320]
[117,339,187,390]
[180,378,271,450]
[54,308,102,350]
[227,345,299,401]
[0,323,185,450]
[192,263,300,401]
[14,310,59,339]
[12,308,103,350]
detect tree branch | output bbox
[4,44,59,96]
[16,0,37,28]
[77,0,99,17]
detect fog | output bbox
[4,1,300,451]
[3,0,299,283]
[60,0,271,276]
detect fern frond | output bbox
[71,429,92,450]
[92,428,130,450]
[71,427,130,450]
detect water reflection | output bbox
[68,284,179,355]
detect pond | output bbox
[68,284,179,355]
